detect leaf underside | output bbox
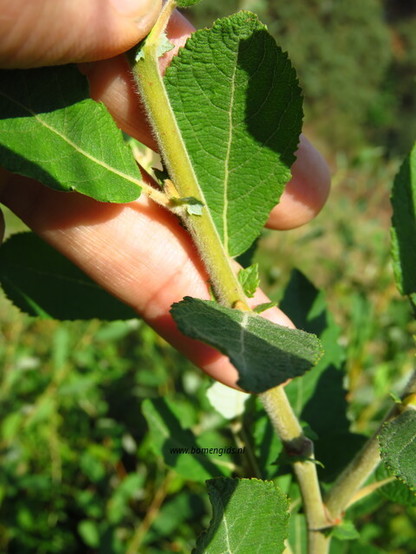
[194,478,288,554]
[390,143,416,301]
[0,65,141,203]
[0,232,136,321]
[164,12,303,257]
[170,297,323,393]
[378,409,416,494]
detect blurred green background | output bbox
[1,0,416,552]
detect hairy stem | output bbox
[133,6,329,552]
[260,387,331,553]
[131,0,248,309]
[324,370,416,524]
[325,431,381,521]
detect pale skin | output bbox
[0,0,330,390]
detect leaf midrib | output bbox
[222,56,238,257]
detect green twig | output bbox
[132,6,330,553]
[321,369,416,551]
[131,0,248,309]
[324,430,381,521]
[260,386,331,554]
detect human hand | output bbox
[0,0,161,68]
[0,1,330,390]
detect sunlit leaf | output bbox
[164,12,302,256]
[238,263,260,298]
[206,381,249,419]
[379,408,416,494]
[0,66,142,202]
[194,478,288,553]
[391,143,416,302]
[376,463,416,507]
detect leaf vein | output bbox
[0,90,143,189]
[222,51,239,256]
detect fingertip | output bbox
[267,135,331,230]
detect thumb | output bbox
[0,0,161,68]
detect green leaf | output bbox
[238,263,260,298]
[194,478,289,554]
[176,0,202,7]
[281,270,365,482]
[206,381,249,419]
[107,473,145,524]
[236,236,260,268]
[376,463,416,507]
[78,520,100,548]
[390,143,416,299]
[164,12,303,257]
[148,491,205,541]
[287,514,307,554]
[281,270,346,421]
[347,544,387,554]
[279,269,330,337]
[253,301,277,313]
[0,65,142,202]
[136,32,174,61]
[171,196,204,215]
[331,520,360,541]
[378,408,416,493]
[156,32,175,58]
[0,232,137,320]
[170,297,323,393]
[141,398,233,481]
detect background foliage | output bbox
[1,0,416,552]
[189,0,416,156]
